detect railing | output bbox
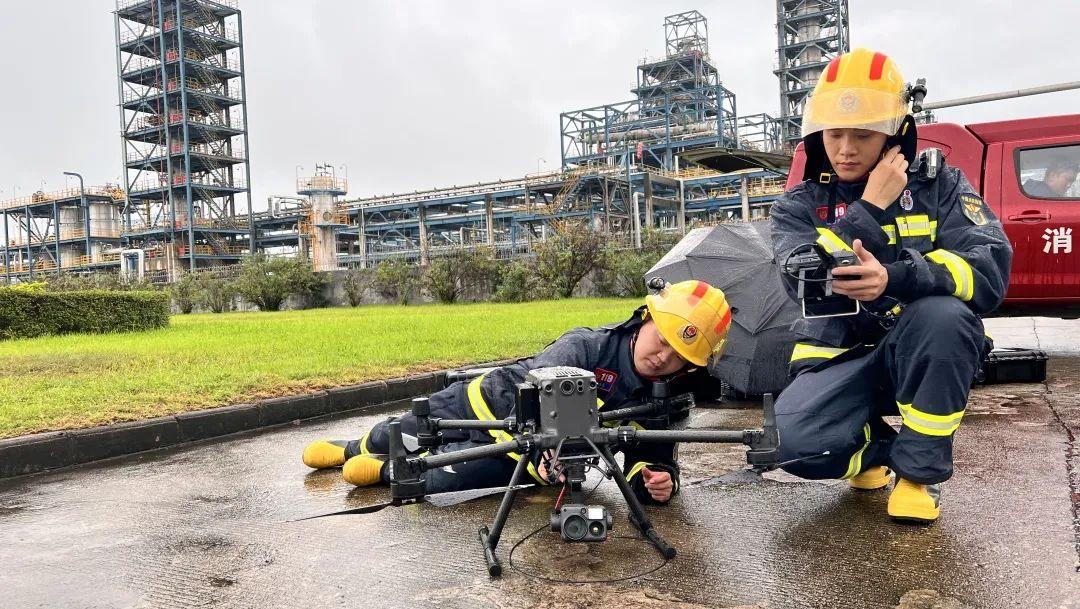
[127,143,245,162]
[130,111,244,132]
[177,244,246,256]
[127,217,242,232]
[297,176,348,193]
[118,26,159,45]
[6,229,124,248]
[129,173,246,193]
[117,0,239,10]
[122,80,242,104]
[0,187,125,211]
[343,164,625,211]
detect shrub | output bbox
[0,289,169,340]
[195,272,237,313]
[169,272,199,314]
[533,219,608,298]
[373,258,419,305]
[598,229,682,298]
[423,248,501,304]
[342,269,368,307]
[234,254,327,311]
[45,272,158,292]
[493,261,535,303]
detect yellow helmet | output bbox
[802,48,908,137]
[644,280,732,367]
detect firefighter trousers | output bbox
[774,296,984,485]
[342,379,527,493]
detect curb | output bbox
[0,366,484,480]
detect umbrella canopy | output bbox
[645,221,800,396]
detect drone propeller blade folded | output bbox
[423,484,534,508]
[292,501,395,521]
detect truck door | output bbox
[1000,138,1080,300]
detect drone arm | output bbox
[434,418,518,432]
[627,429,751,444]
[413,436,536,471]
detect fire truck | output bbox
[786,85,1080,318]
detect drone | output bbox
[300,366,790,577]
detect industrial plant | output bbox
[1,1,850,283]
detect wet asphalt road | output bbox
[0,317,1077,609]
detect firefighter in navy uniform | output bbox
[769,49,1012,522]
[301,280,732,506]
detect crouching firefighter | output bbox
[769,49,1012,523]
[301,280,732,506]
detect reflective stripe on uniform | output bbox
[790,342,849,363]
[625,460,651,482]
[895,214,933,238]
[925,249,975,301]
[468,375,546,484]
[897,401,965,437]
[815,227,853,254]
[842,424,872,479]
[881,225,897,245]
[358,431,371,455]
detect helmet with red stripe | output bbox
[644,280,731,367]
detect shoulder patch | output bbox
[958,193,990,226]
[595,368,618,394]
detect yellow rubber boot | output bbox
[301,440,349,469]
[342,455,386,487]
[849,466,893,490]
[888,478,941,523]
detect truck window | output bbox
[1017,145,1080,199]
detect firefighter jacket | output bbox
[769,159,1013,375]
[466,307,723,504]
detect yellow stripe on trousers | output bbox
[897,401,965,437]
[468,375,546,484]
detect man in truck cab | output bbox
[768,49,1013,523]
[1022,156,1078,198]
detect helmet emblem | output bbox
[679,324,698,344]
[838,90,858,113]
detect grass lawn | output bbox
[0,298,638,438]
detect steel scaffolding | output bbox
[114,0,253,281]
[774,0,850,149]
[1,185,127,281]
[561,10,738,172]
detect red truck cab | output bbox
[787,114,1080,317]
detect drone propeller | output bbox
[293,484,534,521]
[424,484,533,508]
[292,501,397,521]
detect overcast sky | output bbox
[1,0,1078,209]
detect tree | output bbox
[533,219,608,298]
[373,258,419,305]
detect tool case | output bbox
[974,348,1049,385]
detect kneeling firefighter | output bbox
[769,49,1012,522]
[302,280,732,506]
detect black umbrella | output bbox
[645,221,800,396]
